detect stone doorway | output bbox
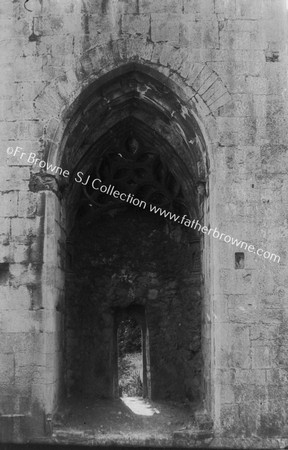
[114,305,150,400]
[45,64,212,444]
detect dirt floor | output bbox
[52,396,200,446]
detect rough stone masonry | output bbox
[0,0,288,447]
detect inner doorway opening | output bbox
[114,305,151,400]
[118,318,143,398]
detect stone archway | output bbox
[41,63,214,440]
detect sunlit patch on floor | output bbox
[121,397,160,416]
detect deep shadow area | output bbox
[64,207,202,402]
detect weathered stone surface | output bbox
[0,0,287,445]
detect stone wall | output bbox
[0,0,288,445]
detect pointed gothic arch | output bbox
[40,63,215,432]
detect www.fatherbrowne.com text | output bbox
[7,147,281,264]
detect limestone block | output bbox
[228,305,280,325]
[238,402,264,436]
[199,0,217,17]
[266,97,288,145]
[220,29,264,51]
[262,0,286,20]
[215,0,236,17]
[61,13,81,35]
[182,0,201,14]
[42,264,65,290]
[140,0,182,14]
[273,345,288,367]
[214,234,256,269]
[0,122,18,141]
[205,90,231,116]
[42,310,61,333]
[1,244,12,264]
[220,73,248,96]
[15,81,47,102]
[0,82,17,105]
[135,38,154,61]
[0,333,38,353]
[0,0,14,16]
[215,368,236,385]
[220,383,235,404]
[158,43,174,67]
[201,20,220,49]
[12,56,46,82]
[1,286,31,311]
[44,235,58,265]
[0,218,10,237]
[194,93,212,117]
[235,0,263,19]
[219,268,257,295]
[10,243,30,264]
[0,311,40,333]
[219,323,251,368]
[264,18,287,43]
[151,14,180,44]
[246,76,267,95]
[261,292,287,310]
[0,192,18,218]
[78,0,102,14]
[178,57,195,80]
[220,404,240,431]
[31,364,45,386]
[80,15,117,41]
[217,115,258,146]
[35,15,64,37]
[252,345,272,369]
[122,13,150,36]
[14,359,36,391]
[192,64,214,92]
[226,18,262,34]
[0,16,30,40]
[45,191,61,229]
[5,143,39,167]
[44,332,62,353]
[45,381,60,411]
[179,19,201,47]
[0,353,14,387]
[234,368,266,385]
[228,294,259,312]
[261,143,288,174]
[204,83,229,108]
[208,56,264,80]
[9,263,39,289]
[0,167,30,191]
[218,145,262,173]
[11,217,40,240]
[198,72,219,97]
[211,293,229,321]
[17,191,39,218]
[0,100,36,122]
[266,368,288,385]
[34,86,65,118]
